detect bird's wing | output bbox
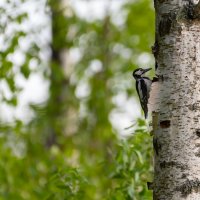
[143,77,152,99]
[136,78,151,118]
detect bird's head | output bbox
[132,68,151,79]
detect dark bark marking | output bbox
[189,103,198,111]
[153,137,161,155]
[184,1,200,20]
[194,117,199,123]
[195,143,200,148]
[160,161,188,170]
[152,41,159,59]
[176,178,200,197]
[147,182,153,190]
[187,1,196,19]
[160,120,170,128]
[195,149,200,157]
[196,129,200,137]
[182,173,189,179]
[159,15,173,37]
[157,0,167,3]
[194,139,200,156]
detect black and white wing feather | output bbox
[136,77,151,118]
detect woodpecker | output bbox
[132,68,152,118]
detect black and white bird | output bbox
[132,68,152,118]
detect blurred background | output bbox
[0,0,155,199]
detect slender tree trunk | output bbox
[151,1,200,199]
[46,0,77,147]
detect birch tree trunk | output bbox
[151,0,200,199]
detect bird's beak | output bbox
[143,68,152,73]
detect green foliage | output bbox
[0,0,155,199]
[47,168,89,200]
[108,133,153,200]
[0,2,44,106]
[0,122,152,200]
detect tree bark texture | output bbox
[151,0,200,199]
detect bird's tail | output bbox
[143,105,148,119]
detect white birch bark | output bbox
[150,0,200,199]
